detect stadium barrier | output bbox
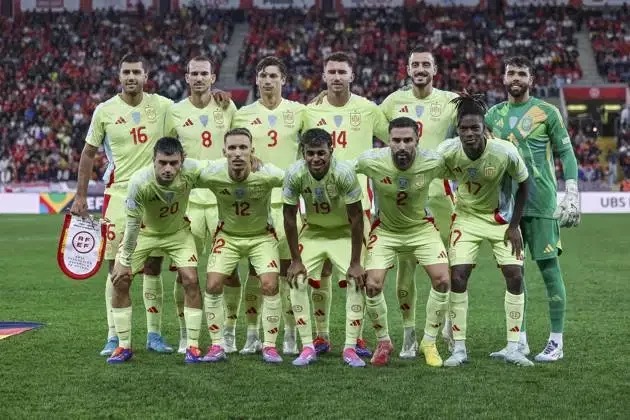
[2,192,630,214]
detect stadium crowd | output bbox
[2,5,629,190]
[0,6,235,184]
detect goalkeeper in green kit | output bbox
[483,56,580,362]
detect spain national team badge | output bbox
[249,186,265,199]
[520,116,533,132]
[415,105,424,118]
[201,114,210,127]
[325,183,338,198]
[398,176,409,191]
[467,168,477,179]
[145,105,157,123]
[430,103,442,118]
[268,115,277,127]
[350,112,361,128]
[509,116,519,129]
[414,174,425,188]
[132,111,141,124]
[57,213,106,280]
[283,110,294,126]
[485,167,495,178]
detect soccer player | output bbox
[485,56,580,362]
[70,54,174,356]
[230,56,305,356]
[303,51,389,356]
[107,137,207,364]
[283,128,367,367]
[164,55,237,353]
[379,47,458,359]
[199,128,285,364]
[355,117,450,366]
[437,94,532,367]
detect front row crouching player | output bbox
[355,117,451,366]
[108,137,207,364]
[438,94,532,367]
[283,128,367,367]
[200,128,286,364]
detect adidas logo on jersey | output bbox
[303,187,312,194]
[316,118,327,127]
[380,177,393,184]
[219,188,230,195]
[115,117,127,124]
[188,255,198,262]
[438,250,447,259]
[251,117,262,125]
[183,118,194,127]
[267,260,278,269]
[399,106,409,113]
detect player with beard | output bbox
[378,47,458,361]
[484,56,580,363]
[355,117,451,366]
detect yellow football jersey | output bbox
[164,97,237,205]
[232,99,305,204]
[86,93,172,195]
[380,88,458,151]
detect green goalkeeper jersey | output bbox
[485,97,573,219]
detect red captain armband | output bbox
[57,213,107,280]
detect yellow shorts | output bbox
[103,191,127,260]
[270,202,296,261]
[365,222,448,270]
[187,202,219,256]
[125,228,198,275]
[207,228,280,276]
[299,225,365,287]
[427,178,455,237]
[448,213,524,266]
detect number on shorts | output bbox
[106,224,116,241]
[450,229,462,247]
[212,238,226,254]
[367,234,378,250]
[396,191,408,206]
[159,202,179,218]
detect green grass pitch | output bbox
[1,214,629,419]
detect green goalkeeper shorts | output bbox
[520,216,563,261]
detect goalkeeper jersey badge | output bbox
[57,213,106,280]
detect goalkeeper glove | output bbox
[553,179,580,228]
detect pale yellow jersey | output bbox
[437,137,529,224]
[355,147,446,232]
[380,87,458,151]
[85,93,172,195]
[232,99,305,204]
[164,97,237,205]
[196,161,285,236]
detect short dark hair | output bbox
[154,137,184,158]
[300,128,332,150]
[187,56,214,74]
[256,56,287,78]
[504,55,532,73]
[389,117,418,134]
[324,52,353,68]
[451,92,488,125]
[119,53,147,71]
[225,127,253,144]
[408,46,436,64]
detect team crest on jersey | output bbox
[414,174,425,188]
[214,111,226,127]
[520,116,533,132]
[325,183,338,198]
[283,110,295,126]
[509,116,519,129]
[268,115,277,127]
[313,186,325,200]
[467,168,477,179]
[132,111,141,124]
[350,112,361,128]
[334,115,343,128]
[430,103,442,118]
[234,187,246,200]
[398,176,409,191]
[164,192,175,203]
[485,167,495,177]
[145,105,157,123]
[415,105,425,118]
[249,186,265,199]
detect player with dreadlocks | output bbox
[437,93,533,366]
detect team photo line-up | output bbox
[70,47,580,367]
